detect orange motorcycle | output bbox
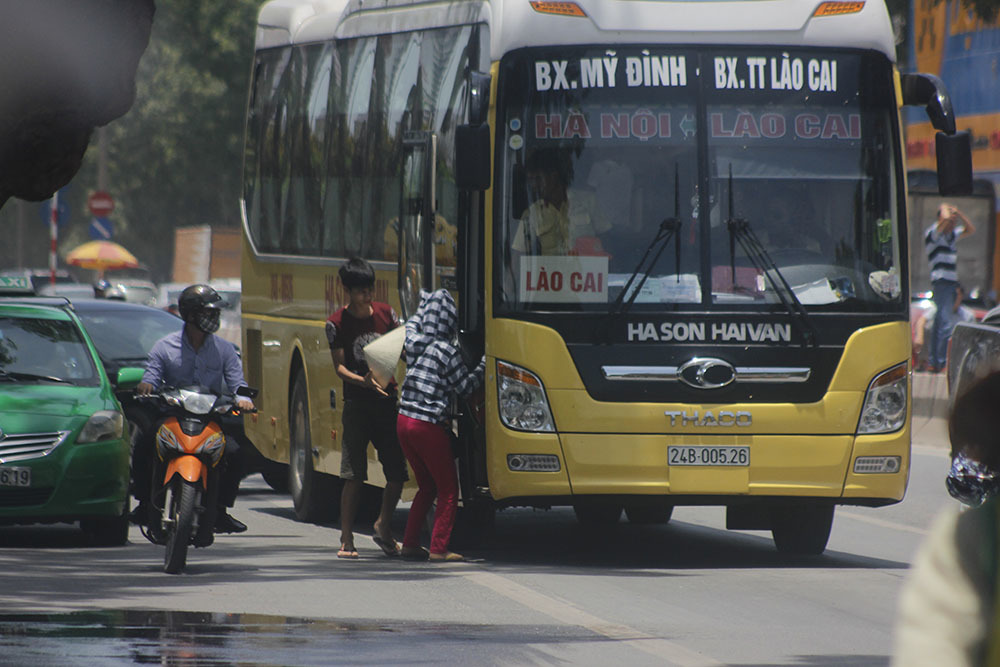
[138,385,256,573]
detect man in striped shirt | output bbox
[924,203,976,373]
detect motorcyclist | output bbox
[132,283,254,533]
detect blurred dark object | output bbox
[0,0,155,205]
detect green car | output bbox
[0,299,131,545]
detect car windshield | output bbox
[75,307,182,364]
[0,315,98,384]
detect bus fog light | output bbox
[857,363,908,434]
[854,456,902,474]
[507,454,561,472]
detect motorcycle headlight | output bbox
[497,360,555,432]
[77,411,125,443]
[857,363,908,434]
[199,431,226,466]
[179,389,216,415]
[156,424,185,460]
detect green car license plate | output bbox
[0,467,31,487]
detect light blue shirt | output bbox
[141,328,245,396]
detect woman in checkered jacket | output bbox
[397,289,485,562]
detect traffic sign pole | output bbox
[49,191,58,285]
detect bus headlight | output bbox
[497,360,555,432]
[857,363,908,434]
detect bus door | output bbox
[399,131,438,318]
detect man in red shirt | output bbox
[326,258,407,558]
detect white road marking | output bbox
[461,569,724,666]
[837,511,929,536]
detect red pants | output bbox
[397,414,458,555]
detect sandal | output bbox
[372,535,401,557]
[337,546,359,559]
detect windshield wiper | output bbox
[723,168,817,348]
[609,166,683,318]
[0,369,74,384]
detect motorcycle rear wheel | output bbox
[164,478,198,574]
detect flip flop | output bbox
[372,535,401,557]
[337,546,359,559]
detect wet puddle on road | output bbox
[0,609,600,664]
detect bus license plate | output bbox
[0,467,30,487]
[668,446,749,467]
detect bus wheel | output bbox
[289,370,338,523]
[770,504,834,556]
[573,503,623,525]
[624,503,673,524]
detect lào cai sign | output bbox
[519,255,608,303]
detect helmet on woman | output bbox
[178,284,223,334]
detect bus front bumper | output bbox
[487,429,909,505]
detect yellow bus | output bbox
[241,0,971,554]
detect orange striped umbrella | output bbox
[65,241,139,277]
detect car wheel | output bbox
[81,506,129,547]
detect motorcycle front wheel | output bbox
[164,478,198,574]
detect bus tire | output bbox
[573,502,623,525]
[624,503,673,524]
[770,504,834,556]
[289,370,338,523]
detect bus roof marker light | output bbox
[813,2,865,17]
[529,1,587,17]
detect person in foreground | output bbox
[134,284,255,534]
[326,257,407,559]
[892,371,1000,666]
[397,289,485,562]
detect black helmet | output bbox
[178,284,223,334]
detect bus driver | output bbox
[511,148,611,257]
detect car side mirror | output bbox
[116,367,145,390]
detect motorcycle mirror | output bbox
[236,385,259,399]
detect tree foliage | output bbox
[101,0,263,281]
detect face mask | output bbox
[194,308,221,335]
[946,452,1000,507]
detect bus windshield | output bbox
[496,47,902,314]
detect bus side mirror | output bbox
[469,71,491,127]
[901,73,972,196]
[936,131,973,196]
[455,123,491,191]
[901,72,956,134]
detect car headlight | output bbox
[77,411,125,443]
[497,360,555,432]
[156,423,185,460]
[857,363,908,434]
[198,431,226,466]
